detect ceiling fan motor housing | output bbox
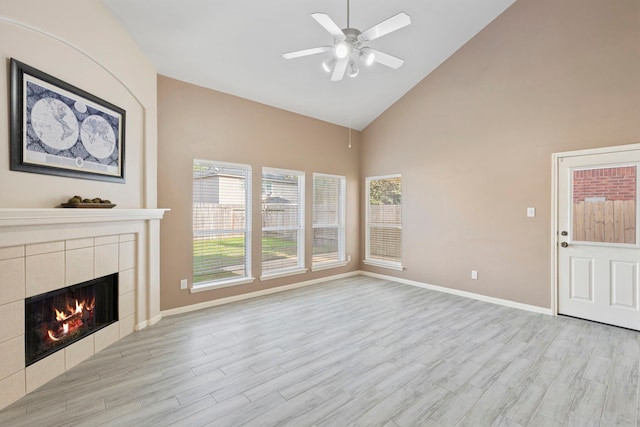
[336,28,364,58]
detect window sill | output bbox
[260,268,308,281]
[311,261,348,272]
[362,259,404,271]
[190,277,255,293]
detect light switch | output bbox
[527,207,535,218]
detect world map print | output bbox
[30,97,79,150]
[25,78,121,174]
[80,115,117,159]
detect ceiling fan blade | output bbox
[360,12,411,41]
[283,46,331,59]
[367,49,404,69]
[331,58,349,81]
[311,13,346,39]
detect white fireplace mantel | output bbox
[0,208,169,249]
[0,208,168,227]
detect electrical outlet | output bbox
[347,254,352,262]
[471,270,478,280]
[180,279,187,290]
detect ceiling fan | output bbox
[283,0,411,81]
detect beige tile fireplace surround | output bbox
[0,208,167,410]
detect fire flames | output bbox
[47,298,95,342]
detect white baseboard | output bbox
[161,269,552,319]
[134,314,162,331]
[148,314,162,327]
[161,270,361,317]
[134,321,147,331]
[359,270,553,316]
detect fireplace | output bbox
[24,273,119,366]
[0,208,166,411]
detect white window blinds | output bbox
[365,175,402,270]
[193,160,252,286]
[262,168,305,277]
[312,173,346,269]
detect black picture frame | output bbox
[10,59,126,183]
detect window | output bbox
[192,160,253,290]
[262,168,306,279]
[365,174,403,270]
[312,173,346,270]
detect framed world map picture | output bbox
[10,59,125,183]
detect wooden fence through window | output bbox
[193,203,302,239]
[573,200,636,244]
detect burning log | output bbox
[46,298,95,342]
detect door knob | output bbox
[561,231,568,236]
[561,242,568,248]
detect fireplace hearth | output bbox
[25,274,119,366]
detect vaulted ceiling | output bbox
[102,0,516,130]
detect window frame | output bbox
[191,159,254,293]
[312,173,347,271]
[364,174,403,271]
[260,167,307,280]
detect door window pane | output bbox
[572,166,636,244]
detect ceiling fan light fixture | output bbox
[322,58,336,73]
[334,41,350,59]
[347,60,359,78]
[363,50,375,66]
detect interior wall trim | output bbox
[0,16,146,110]
[161,271,362,317]
[359,271,553,316]
[162,269,553,319]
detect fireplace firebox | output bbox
[25,273,118,366]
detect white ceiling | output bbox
[102,0,516,131]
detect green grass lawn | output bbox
[193,236,297,283]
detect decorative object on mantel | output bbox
[59,195,115,208]
[10,59,126,183]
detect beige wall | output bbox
[5,0,637,313]
[0,0,157,209]
[361,0,640,308]
[158,76,360,311]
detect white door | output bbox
[557,149,640,330]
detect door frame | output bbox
[551,142,640,316]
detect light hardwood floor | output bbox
[1,276,639,426]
